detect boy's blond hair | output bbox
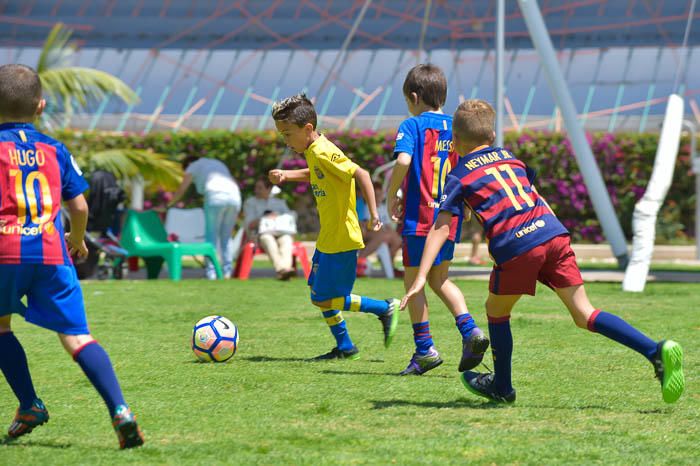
[453,99,496,145]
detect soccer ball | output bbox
[192,315,239,362]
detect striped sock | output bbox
[322,310,354,351]
[412,321,434,355]
[455,313,477,339]
[330,294,389,316]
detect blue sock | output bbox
[73,342,126,416]
[455,313,477,339]
[588,310,658,360]
[413,321,434,355]
[0,332,37,410]
[488,316,513,394]
[337,295,389,316]
[322,310,355,351]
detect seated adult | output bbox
[243,178,297,280]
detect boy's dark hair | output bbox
[453,99,496,145]
[402,64,447,109]
[0,64,42,120]
[271,93,317,128]
[182,155,200,169]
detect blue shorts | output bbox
[402,235,455,267]
[0,264,89,335]
[307,249,357,302]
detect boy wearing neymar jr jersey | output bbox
[402,99,684,404]
[0,64,144,447]
[387,64,489,376]
[269,94,400,360]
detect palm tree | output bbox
[37,23,138,121]
[37,23,182,190]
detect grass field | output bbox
[1,278,698,465]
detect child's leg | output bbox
[310,296,355,352]
[404,266,434,355]
[0,315,38,410]
[427,262,489,370]
[555,284,657,360]
[485,293,522,394]
[60,333,127,417]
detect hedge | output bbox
[53,129,698,243]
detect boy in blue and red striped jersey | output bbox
[0,64,144,448]
[402,99,685,404]
[387,64,489,375]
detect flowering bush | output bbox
[53,129,698,243]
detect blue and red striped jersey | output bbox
[393,112,462,241]
[0,122,88,265]
[441,146,569,265]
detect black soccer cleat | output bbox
[651,340,685,404]
[460,371,516,404]
[311,346,361,361]
[458,328,490,372]
[112,405,145,450]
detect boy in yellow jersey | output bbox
[269,94,400,359]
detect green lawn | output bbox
[1,279,698,465]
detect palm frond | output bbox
[40,67,139,111]
[78,149,183,191]
[37,23,76,73]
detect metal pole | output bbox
[684,120,700,259]
[495,0,505,147]
[517,0,629,266]
[316,0,372,99]
[417,0,432,64]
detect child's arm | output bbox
[354,166,382,232]
[386,152,411,221]
[269,168,310,184]
[64,194,89,257]
[400,211,452,309]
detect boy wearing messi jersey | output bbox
[0,65,144,447]
[402,99,684,404]
[387,64,489,375]
[269,94,400,360]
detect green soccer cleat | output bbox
[112,405,145,449]
[651,340,685,404]
[7,398,49,439]
[378,299,400,348]
[311,346,361,361]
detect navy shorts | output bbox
[0,264,89,335]
[307,249,357,302]
[402,235,455,267]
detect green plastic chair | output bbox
[121,210,222,281]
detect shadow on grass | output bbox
[370,398,507,410]
[321,369,453,379]
[242,355,387,363]
[1,437,72,448]
[241,355,313,363]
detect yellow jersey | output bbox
[304,135,364,254]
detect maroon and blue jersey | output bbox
[440,146,569,265]
[0,122,88,265]
[394,112,462,241]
